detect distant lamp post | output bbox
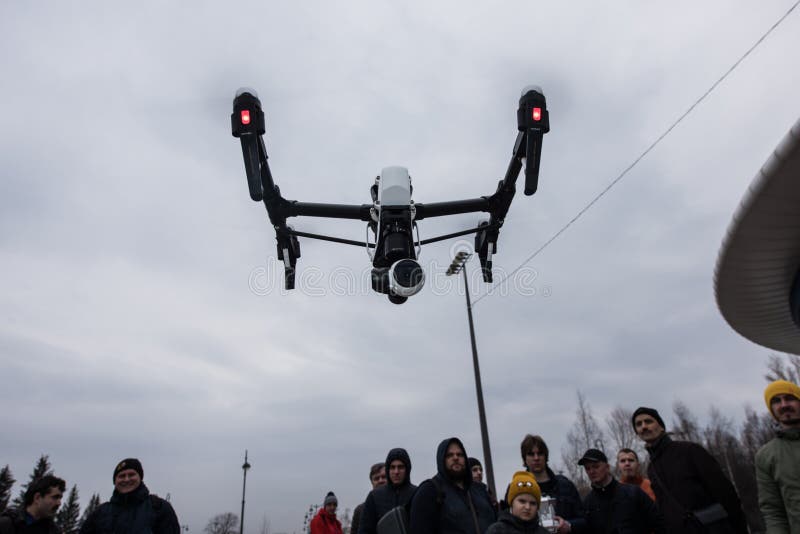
[446,251,496,499]
[240,450,251,534]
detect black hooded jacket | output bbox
[409,438,496,534]
[79,483,179,534]
[358,448,417,534]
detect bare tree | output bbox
[561,391,606,492]
[764,353,800,383]
[605,406,640,452]
[740,406,776,460]
[205,513,239,534]
[671,401,701,442]
[259,514,270,534]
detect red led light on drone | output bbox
[532,107,542,121]
[241,110,251,125]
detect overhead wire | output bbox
[472,0,800,306]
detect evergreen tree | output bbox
[0,465,15,513]
[78,493,102,529]
[56,485,80,534]
[11,455,53,510]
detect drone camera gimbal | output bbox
[231,86,550,304]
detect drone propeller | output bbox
[517,86,550,196]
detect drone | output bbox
[231,86,550,304]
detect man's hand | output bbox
[554,516,571,533]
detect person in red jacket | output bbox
[310,492,342,534]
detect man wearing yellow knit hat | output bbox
[756,379,800,533]
[486,471,548,534]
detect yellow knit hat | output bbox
[764,379,800,419]
[507,471,541,505]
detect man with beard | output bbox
[756,379,800,533]
[633,407,747,533]
[519,435,584,533]
[409,438,495,534]
[0,475,65,534]
[79,458,179,534]
[350,463,386,534]
[578,448,663,533]
[358,449,415,534]
[616,449,655,501]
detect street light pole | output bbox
[240,450,251,534]
[447,252,497,499]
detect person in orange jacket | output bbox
[616,448,656,501]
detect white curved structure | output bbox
[715,117,800,354]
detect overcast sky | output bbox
[2,1,800,533]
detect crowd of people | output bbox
[310,379,800,534]
[2,379,798,534]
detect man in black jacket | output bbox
[519,435,585,533]
[79,458,180,534]
[578,448,664,534]
[358,449,415,534]
[350,463,386,534]
[633,407,747,534]
[0,475,65,534]
[409,438,496,534]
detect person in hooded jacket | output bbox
[409,437,496,534]
[357,449,416,534]
[310,492,342,534]
[79,459,179,534]
[486,471,548,534]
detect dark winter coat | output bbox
[409,438,496,534]
[646,435,747,534]
[358,448,417,534]
[534,467,586,532]
[350,503,365,534]
[310,508,341,534]
[581,478,664,534]
[485,511,548,534]
[78,483,179,534]
[0,508,61,534]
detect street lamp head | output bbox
[447,251,473,275]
